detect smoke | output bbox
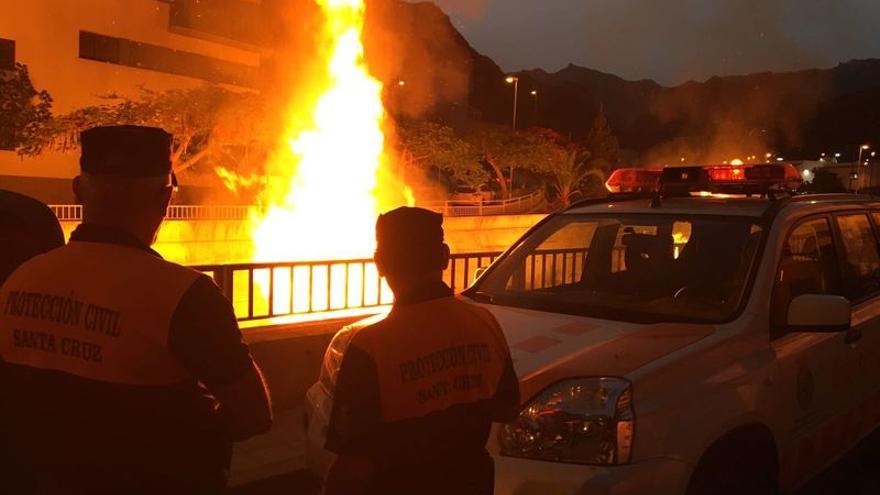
[640,68,834,166]
[364,0,473,120]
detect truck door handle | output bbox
[845,328,862,345]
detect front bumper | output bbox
[306,382,689,495]
[494,455,689,495]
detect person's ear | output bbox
[439,243,451,270]
[157,184,173,214]
[374,249,386,277]
[72,176,83,204]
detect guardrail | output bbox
[195,252,501,322]
[48,191,543,222]
[419,190,545,216]
[49,204,252,221]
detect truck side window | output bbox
[835,213,880,301]
[771,218,840,334]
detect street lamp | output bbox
[530,90,538,126]
[505,76,519,130]
[397,80,406,87]
[859,144,871,189]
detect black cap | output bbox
[376,207,444,249]
[0,190,65,284]
[376,207,445,273]
[80,125,173,177]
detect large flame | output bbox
[218,0,414,322]
[254,0,391,263]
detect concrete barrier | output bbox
[244,317,362,411]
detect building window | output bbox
[0,38,15,70]
[169,0,263,47]
[78,31,258,88]
[78,32,121,65]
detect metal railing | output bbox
[192,245,626,323]
[49,204,251,221]
[49,205,83,221]
[419,190,545,217]
[195,252,501,322]
[49,191,543,222]
[166,205,251,220]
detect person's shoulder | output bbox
[173,272,229,312]
[1,244,69,285]
[344,312,391,349]
[451,296,499,323]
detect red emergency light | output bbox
[605,168,662,193]
[605,163,803,196]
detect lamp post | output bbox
[858,144,870,191]
[506,76,519,130]
[530,90,538,126]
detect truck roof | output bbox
[563,193,880,218]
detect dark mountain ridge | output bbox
[376,1,880,164]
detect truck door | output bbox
[770,216,856,486]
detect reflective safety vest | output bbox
[0,241,201,386]
[356,297,513,423]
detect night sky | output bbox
[427,0,880,86]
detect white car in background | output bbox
[307,163,880,495]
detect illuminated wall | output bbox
[0,0,261,178]
[59,214,549,265]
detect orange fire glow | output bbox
[217,0,414,322]
[253,0,397,263]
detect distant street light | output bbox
[397,80,406,87]
[858,144,871,190]
[506,76,519,130]
[530,90,539,126]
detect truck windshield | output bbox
[468,213,765,323]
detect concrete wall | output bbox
[245,318,363,412]
[60,213,549,265]
[443,214,546,254]
[61,219,256,265]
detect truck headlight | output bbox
[499,377,634,465]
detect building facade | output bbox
[0,0,265,179]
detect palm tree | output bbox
[545,149,606,208]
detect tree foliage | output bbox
[466,125,570,198]
[583,106,620,167]
[397,121,486,189]
[801,168,847,194]
[539,149,607,207]
[0,63,53,155]
[27,85,268,175]
[398,121,609,205]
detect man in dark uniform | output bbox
[0,190,65,284]
[0,125,272,494]
[0,190,66,490]
[323,207,520,495]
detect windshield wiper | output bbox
[468,291,495,303]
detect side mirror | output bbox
[473,266,489,284]
[787,294,851,332]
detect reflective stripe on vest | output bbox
[0,241,201,386]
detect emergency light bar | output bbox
[605,168,662,193]
[605,163,802,196]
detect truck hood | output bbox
[477,303,715,401]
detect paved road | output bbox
[230,430,880,495]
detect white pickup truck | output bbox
[307,164,880,495]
